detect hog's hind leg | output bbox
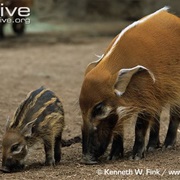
[131,113,150,160]
[163,106,180,148]
[54,132,62,164]
[147,115,160,151]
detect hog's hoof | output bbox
[107,154,122,161]
[129,152,144,160]
[147,146,156,152]
[81,158,98,165]
[162,145,175,151]
[81,155,98,165]
[147,142,160,152]
[129,155,141,160]
[45,159,55,167]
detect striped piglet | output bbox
[1,87,64,172]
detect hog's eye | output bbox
[11,143,20,152]
[92,102,104,118]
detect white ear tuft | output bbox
[85,54,104,75]
[119,65,155,83]
[95,54,104,59]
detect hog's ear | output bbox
[5,116,11,131]
[114,65,155,96]
[85,54,104,75]
[21,119,36,137]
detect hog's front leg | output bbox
[147,115,160,151]
[108,133,124,160]
[164,106,180,148]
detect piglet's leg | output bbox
[54,132,62,164]
[43,137,55,166]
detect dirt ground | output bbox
[0,34,179,180]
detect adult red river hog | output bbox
[79,7,180,164]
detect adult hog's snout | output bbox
[81,114,118,164]
[81,125,99,164]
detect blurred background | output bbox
[33,0,180,20]
[0,0,180,43]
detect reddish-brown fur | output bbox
[83,10,180,115]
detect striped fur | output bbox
[9,87,64,132]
